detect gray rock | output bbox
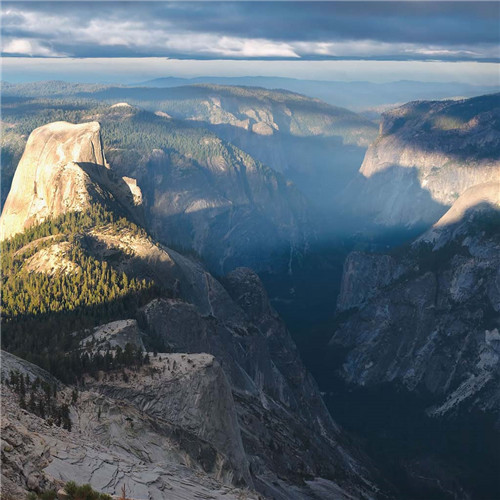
[344,94,500,228]
[331,197,500,420]
[1,351,258,500]
[80,319,145,352]
[336,251,403,311]
[0,121,143,241]
[141,268,378,499]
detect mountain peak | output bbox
[0,121,143,240]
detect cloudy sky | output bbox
[2,1,499,84]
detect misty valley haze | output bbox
[1,2,499,500]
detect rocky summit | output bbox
[0,121,142,241]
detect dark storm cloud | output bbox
[2,1,499,61]
[158,2,499,45]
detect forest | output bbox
[1,205,162,383]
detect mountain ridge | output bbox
[0,119,383,499]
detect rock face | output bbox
[336,252,404,312]
[140,138,309,273]
[86,105,312,274]
[0,121,142,240]
[85,353,252,487]
[1,351,258,500]
[139,269,374,499]
[80,319,145,351]
[331,194,500,419]
[421,181,500,248]
[107,84,378,213]
[346,93,500,227]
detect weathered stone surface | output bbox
[331,196,500,419]
[336,252,403,312]
[1,351,257,500]
[0,122,104,240]
[0,121,143,240]
[420,181,500,248]
[345,94,500,227]
[1,350,61,388]
[86,353,252,487]
[80,319,145,351]
[25,241,80,276]
[141,269,378,499]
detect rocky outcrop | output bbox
[346,93,500,227]
[85,353,252,487]
[25,241,80,276]
[336,252,404,312]
[420,181,500,248]
[80,319,145,351]
[137,135,310,274]
[1,351,257,500]
[1,349,61,388]
[140,269,378,499]
[0,121,143,240]
[331,195,500,419]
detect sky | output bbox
[1,1,499,84]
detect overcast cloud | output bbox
[2,2,499,62]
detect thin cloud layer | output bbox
[1,2,499,62]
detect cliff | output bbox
[346,93,500,227]
[0,121,142,240]
[331,191,500,418]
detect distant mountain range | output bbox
[132,76,499,114]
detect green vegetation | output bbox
[1,204,156,319]
[64,481,114,500]
[26,480,114,500]
[1,97,268,183]
[78,343,151,380]
[6,371,72,431]
[1,205,162,383]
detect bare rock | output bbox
[331,196,500,419]
[25,241,80,276]
[336,251,403,311]
[0,122,105,240]
[347,94,500,227]
[1,351,258,500]
[0,121,143,240]
[80,319,145,351]
[420,181,500,248]
[86,353,252,487]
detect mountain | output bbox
[5,79,498,114]
[0,120,382,499]
[0,121,142,241]
[77,84,378,210]
[1,82,378,215]
[343,93,500,229]
[1,104,311,274]
[132,78,499,114]
[328,183,500,498]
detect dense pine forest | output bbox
[1,205,162,383]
